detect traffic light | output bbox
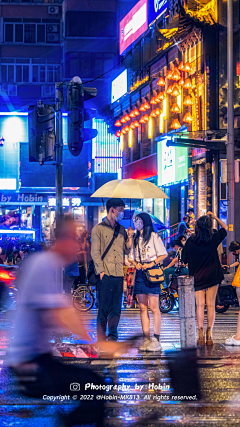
[67,76,98,156]
[28,101,55,164]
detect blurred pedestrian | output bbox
[182,212,228,346]
[163,242,181,286]
[13,248,24,265]
[129,213,167,352]
[178,235,187,247]
[5,243,15,265]
[177,215,190,239]
[162,240,188,285]
[91,198,133,342]
[8,217,128,427]
[0,215,15,229]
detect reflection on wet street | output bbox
[1,308,240,425]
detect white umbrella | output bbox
[91,179,168,199]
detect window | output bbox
[66,11,116,38]
[4,21,60,44]
[24,24,36,43]
[1,65,14,83]
[66,52,114,78]
[0,59,60,84]
[15,24,23,42]
[32,65,60,83]
[37,25,45,43]
[16,65,29,82]
[5,24,13,42]
[32,65,38,83]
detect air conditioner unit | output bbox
[41,85,55,97]
[46,33,60,43]
[46,24,59,33]
[48,6,59,14]
[0,84,17,96]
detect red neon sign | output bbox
[119,0,148,55]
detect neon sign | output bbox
[119,0,148,55]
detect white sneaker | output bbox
[225,336,240,346]
[139,337,151,352]
[145,337,161,352]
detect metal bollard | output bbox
[177,275,196,348]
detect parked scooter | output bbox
[215,272,238,313]
[159,263,188,313]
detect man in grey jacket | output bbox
[91,198,133,341]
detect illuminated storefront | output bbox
[0,113,93,240]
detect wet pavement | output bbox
[1,308,240,425]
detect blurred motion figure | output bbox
[8,217,105,427]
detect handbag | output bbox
[137,243,164,285]
[232,265,240,288]
[87,222,120,285]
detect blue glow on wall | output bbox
[2,116,28,143]
[0,114,92,191]
[0,115,28,190]
[92,119,122,174]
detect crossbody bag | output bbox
[137,240,164,285]
[87,222,120,285]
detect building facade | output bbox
[0,0,136,240]
[109,0,240,240]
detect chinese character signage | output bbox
[149,0,168,26]
[47,197,81,207]
[72,198,81,207]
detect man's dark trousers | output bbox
[97,274,123,341]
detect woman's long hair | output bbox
[134,218,154,248]
[192,215,213,245]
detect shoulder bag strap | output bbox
[152,233,164,267]
[137,242,142,264]
[101,222,120,261]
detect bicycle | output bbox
[72,282,96,312]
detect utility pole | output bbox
[227,0,235,249]
[55,83,64,229]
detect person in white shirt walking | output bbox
[129,213,167,352]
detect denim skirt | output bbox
[134,269,162,295]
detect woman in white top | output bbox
[129,213,167,352]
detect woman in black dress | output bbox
[182,212,228,346]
